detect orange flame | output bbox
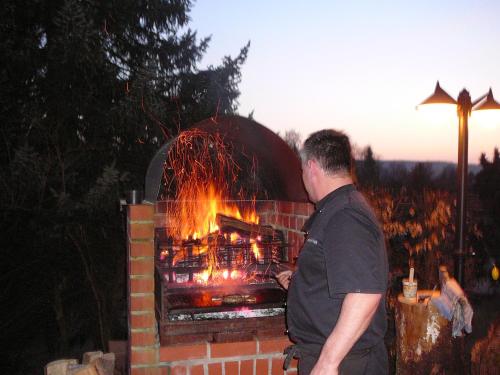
[165,129,259,240]
[251,242,261,261]
[176,183,258,240]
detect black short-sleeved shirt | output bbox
[287,184,388,352]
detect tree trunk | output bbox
[395,291,464,374]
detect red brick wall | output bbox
[128,204,160,375]
[158,336,298,374]
[257,201,314,263]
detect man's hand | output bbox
[276,270,292,290]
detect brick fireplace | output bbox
[126,115,313,374]
[127,200,313,374]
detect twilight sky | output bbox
[190,0,500,163]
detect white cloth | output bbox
[430,278,473,337]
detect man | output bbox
[277,130,388,375]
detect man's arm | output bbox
[310,292,382,375]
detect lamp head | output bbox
[419,81,457,106]
[473,88,500,111]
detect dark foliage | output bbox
[408,162,435,191]
[356,146,380,188]
[358,147,495,286]
[475,149,500,224]
[474,148,500,265]
[0,1,248,373]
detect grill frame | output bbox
[155,226,290,322]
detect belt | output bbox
[283,342,375,370]
[283,343,321,370]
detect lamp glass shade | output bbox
[471,88,500,129]
[418,81,457,106]
[416,102,457,126]
[472,88,500,111]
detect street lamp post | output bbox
[419,82,500,285]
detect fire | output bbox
[194,270,210,284]
[251,242,261,261]
[176,183,258,240]
[164,129,262,284]
[165,129,259,240]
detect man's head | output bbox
[300,129,353,202]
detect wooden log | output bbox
[94,353,115,375]
[108,340,126,375]
[45,359,78,375]
[395,290,464,374]
[216,213,275,237]
[70,364,99,375]
[82,351,103,365]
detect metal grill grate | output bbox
[155,228,287,284]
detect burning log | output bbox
[216,213,275,237]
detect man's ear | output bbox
[308,159,320,174]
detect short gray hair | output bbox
[301,129,353,176]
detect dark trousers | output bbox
[297,340,388,375]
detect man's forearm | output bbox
[311,292,382,374]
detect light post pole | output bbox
[419,82,500,285]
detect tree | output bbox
[474,148,500,265]
[0,1,248,373]
[357,146,380,188]
[380,163,410,191]
[434,165,456,192]
[475,148,500,219]
[408,162,435,191]
[282,129,302,156]
[366,189,454,282]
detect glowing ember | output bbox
[160,249,168,261]
[251,242,261,261]
[230,232,240,242]
[194,270,211,284]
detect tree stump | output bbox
[395,291,464,374]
